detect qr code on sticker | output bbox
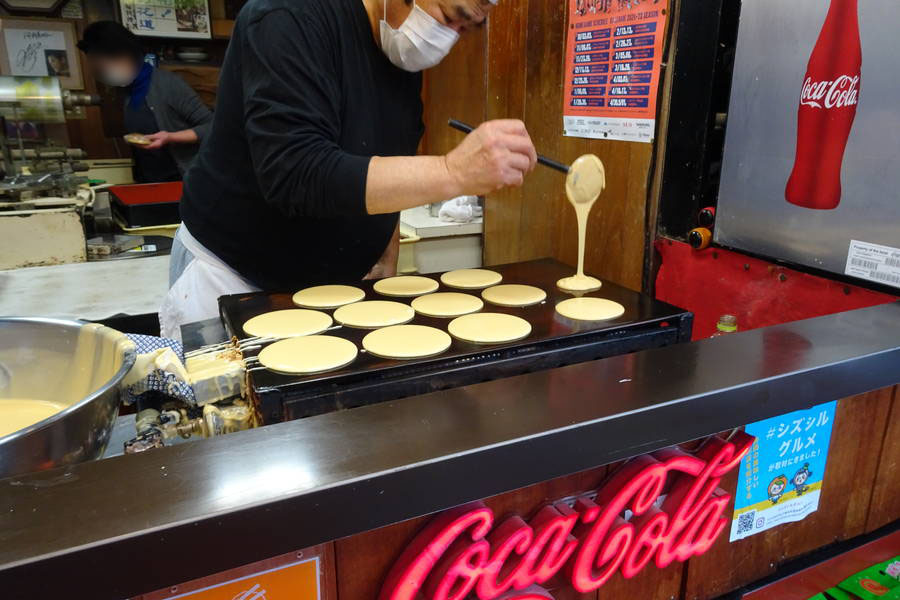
[737,511,755,535]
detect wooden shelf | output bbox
[212,19,235,39]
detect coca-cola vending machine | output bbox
[715,0,900,290]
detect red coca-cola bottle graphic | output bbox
[785,0,861,210]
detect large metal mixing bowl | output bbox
[0,318,136,479]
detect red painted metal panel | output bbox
[742,529,900,600]
[654,239,898,340]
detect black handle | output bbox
[448,119,570,174]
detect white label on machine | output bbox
[845,240,900,288]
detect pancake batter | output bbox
[440,269,502,289]
[258,335,358,374]
[448,313,532,344]
[411,292,483,318]
[373,276,439,297]
[556,297,625,321]
[362,324,451,359]
[557,154,606,292]
[292,284,365,309]
[333,300,415,328]
[0,399,68,438]
[481,284,547,307]
[242,309,333,338]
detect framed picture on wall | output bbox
[0,0,67,12]
[120,0,212,40]
[0,18,83,89]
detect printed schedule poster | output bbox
[562,0,668,142]
[729,401,837,542]
[120,0,211,39]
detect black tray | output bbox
[218,259,693,422]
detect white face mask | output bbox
[379,1,460,72]
[98,66,136,87]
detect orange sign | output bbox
[169,557,319,600]
[562,0,669,142]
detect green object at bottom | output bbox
[838,556,900,599]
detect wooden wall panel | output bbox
[332,389,898,600]
[682,390,895,599]
[62,1,127,160]
[421,0,668,291]
[482,0,529,266]
[866,385,900,532]
[420,26,486,157]
[335,516,428,599]
[516,0,567,264]
[334,463,613,599]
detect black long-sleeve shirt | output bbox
[181,0,424,291]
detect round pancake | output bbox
[362,324,452,360]
[555,297,625,321]
[440,269,503,289]
[411,292,484,318]
[258,335,358,374]
[557,275,602,292]
[448,313,532,344]
[242,309,333,338]
[481,284,547,307]
[292,285,365,309]
[373,276,439,297]
[333,300,415,329]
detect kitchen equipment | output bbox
[0,318,136,478]
[109,182,182,228]
[219,259,692,423]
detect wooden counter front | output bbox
[334,387,898,600]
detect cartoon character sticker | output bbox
[767,475,789,504]
[791,463,813,496]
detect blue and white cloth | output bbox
[122,334,196,405]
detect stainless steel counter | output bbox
[1,302,899,599]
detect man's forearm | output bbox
[364,120,538,215]
[365,155,462,215]
[169,129,199,144]
[383,221,400,263]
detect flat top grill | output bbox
[218,259,692,422]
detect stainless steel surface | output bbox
[0,76,65,124]
[0,318,135,478]
[0,303,898,599]
[716,0,900,282]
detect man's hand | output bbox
[143,131,172,150]
[364,256,398,280]
[140,129,199,150]
[444,119,538,196]
[364,223,400,280]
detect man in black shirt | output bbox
[161,0,536,338]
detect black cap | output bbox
[77,21,144,61]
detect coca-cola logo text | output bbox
[799,75,860,109]
[379,433,754,600]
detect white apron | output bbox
[159,225,260,340]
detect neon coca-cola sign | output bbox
[379,432,754,600]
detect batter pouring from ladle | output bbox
[557,154,606,292]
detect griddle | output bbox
[218,259,692,423]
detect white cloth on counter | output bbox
[159,225,260,341]
[439,195,482,223]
